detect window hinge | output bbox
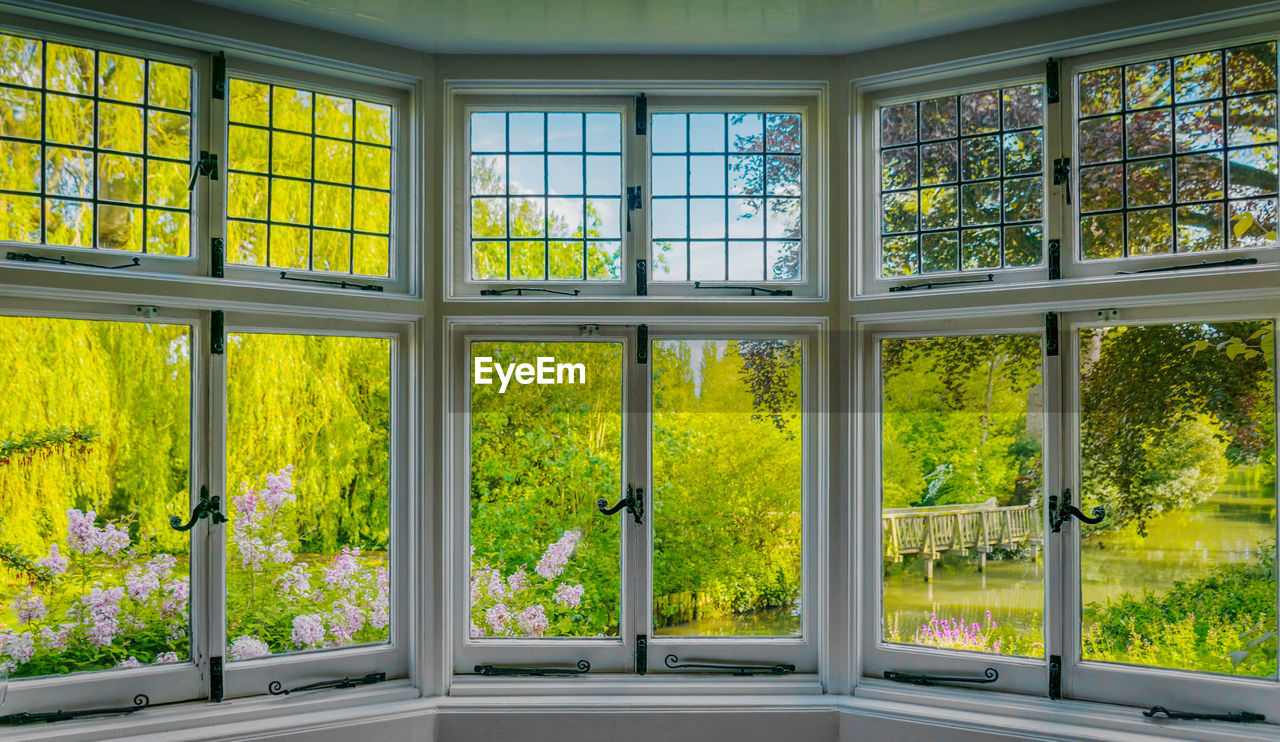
[626,186,643,232]
[635,259,647,296]
[1052,157,1071,204]
[884,668,998,687]
[635,93,647,135]
[474,662,590,677]
[1045,312,1058,357]
[1047,239,1060,280]
[6,251,140,270]
[269,672,385,696]
[635,634,648,675]
[0,695,150,726]
[1144,706,1265,723]
[637,324,648,364]
[212,51,226,100]
[211,310,225,356]
[210,655,224,702]
[280,271,384,292]
[211,237,224,278]
[187,150,218,191]
[663,655,795,675]
[1046,58,1060,105]
[1048,655,1061,700]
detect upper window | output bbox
[878,83,1045,278]
[0,32,193,256]
[1076,41,1279,259]
[650,112,803,282]
[468,110,624,282]
[226,77,394,278]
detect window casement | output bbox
[218,58,413,292]
[0,18,208,276]
[858,300,1279,720]
[449,321,821,679]
[448,87,823,299]
[0,300,412,718]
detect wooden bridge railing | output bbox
[883,498,1042,580]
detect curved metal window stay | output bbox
[6,252,141,270]
[663,655,796,676]
[473,661,591,677]
[883,668,999,686]
[692,282,793,296]
[1143,706,1264,723]
[268,672,386,696]
[0,694,149,726]
[279,271,385,292]
[479,287,581,296]
[888,273,994,292]
[1116,257,1259,275]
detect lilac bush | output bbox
[470,531,588,638]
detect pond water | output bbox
[660,603,801,637]
[881,467,1275,650]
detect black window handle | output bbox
[1049,489,1105,533]
[597,485,644,525]
[169,485,227,532]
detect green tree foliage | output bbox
[880,334,1043,509]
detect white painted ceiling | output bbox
[197,0,1113,55]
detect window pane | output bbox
[1078,42,1279,259]
[880,83,1045,277]
[0,32,191,255]
[0,316,191,676]
[1079,320,1277,677]
[469,342,622,638]
[652,339,803,636]
[467,112,623,282]
[652,112,803,282]
[225,334,391,660]
[880,334,1045,657]
[227,78,393,277]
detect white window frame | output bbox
[1057,23,1280,280]
[445,83,826,300]
[447,318,824,681]
[855,311,1057,697]
[855,62,1053,296]
[216,57,415,295]
[0,15,211,277]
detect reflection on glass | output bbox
[1079,321,1277,677]
[652,340,803,636]
[225,334,391,660]
[469,342,622,638]
[880,334,1045,657]
[0,317,191,676]
[650,113,802,282]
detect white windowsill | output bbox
[846,679,1280,742]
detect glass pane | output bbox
[225,333,391,659]
[652,339,803,636]
[1078,321,1276,678]
[653,111,803,282]
[881,334,1045,657]
[469,342,622,638]
[227,78,394,277]
[1079,41,1279,259]
[0,316,191,676]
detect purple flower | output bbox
[12,593,46,624]
[515,605,549,637]
[322,546,362,590]
[117,656,142,669]
[274,564,312,601]
[0,630,34,665]
[291,614,326,649]
[553,583,584,609]
[36,544,68,576]
[156,651,180,664]
[65,509,131,556]
[329,599,366,644]
[507,569,529,594]
[39,624,72,651]
[229,634,271,660]
[369,567,390,630]
[485,603,510,634]
[125,565,161,601]
[535,531,581,580]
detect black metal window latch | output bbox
[664,655,795,676]
[187,150,218,191]
[474,662,589,677]
[269,672,385,695]
[626,186,642,232]
[884,668,999,686]
[597,485,644,524]
[0,695,149,725]
[170,485,227,532]
[1144,706,1264,723]
[7,251,140,270]
[1048,489,1105,533]
[1053,157,1071,204]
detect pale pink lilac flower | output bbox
[98,523,130,556]
[274,564,313,601]
[161,577,189,617]
[229,635,271,660]
[156,651,180,664]
[470,622,483,638]
[39,624,72,651]
[66,509,100,554]
[322,546,362,590]
[515,605,549,637]
[117,656,142,669]
[291,614,326,649]
[13,592,46,624]
[146,554,178,576]
[125,564,161,601]
[485,603,510,634]
[553,583,584,609]
[485,569,507,600]
[507,569,528,595]
[36,544,68,576]
[329,599,366,644]
[82,586,125,646]
[368,567,390,630]
[534,531,581,580]
[262,466,295,508]
[0,630,35,665]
